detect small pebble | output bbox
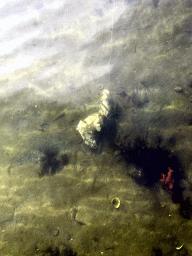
[70,207,78,220]
[184,90,190,95]
[111,197,120,209]
[52,227,59,236]
[174,86,183,93]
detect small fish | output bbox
[40,121,49,127]
[53,113,65,122]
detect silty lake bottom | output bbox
[1,0,192,255]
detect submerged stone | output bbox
[174,86,183,93]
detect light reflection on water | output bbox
[0,0,134,100]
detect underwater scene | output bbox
[1,0,192,255]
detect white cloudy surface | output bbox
[0,0,137,101]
